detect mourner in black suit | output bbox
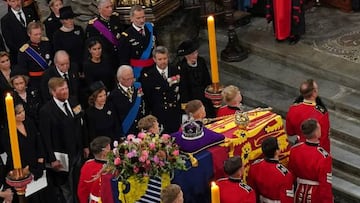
[85,0,125,69]
[44,0,63,42]
[108,65,146,136]
[1,0,39,64]
[118,5,156,79]
[39,77,88,203]
[141,46,182,134]
[41,50,80,104]
[177,39,216,118]
[16,22,53,90]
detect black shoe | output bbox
[289,35,300,45]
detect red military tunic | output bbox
[288,141,333,203]
[77,159,106,203]
[286,99,330,152]
[217,177,256,203]
[247,159,294,203]
[217,105,241,117]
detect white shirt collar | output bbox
[156,66,168,77]
[132,23,143,32]
[118,83,131,92]
[56,67,68,77]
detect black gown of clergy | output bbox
[178,56,216,118]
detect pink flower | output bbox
[153,155,160,164]
[159,161,165,167]
[137,132,146,139]
[139,156,146,162]
[161,134,171,141]
[141,150,149,158]
[114,157,121,165]
[127,134,135,141]
[133,166,139,174]
[127,150,137,158]
[149,142,156,150]
[146,160,151,165]
[172,150,179,156]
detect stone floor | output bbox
[244,6,360,64]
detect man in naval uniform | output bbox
[141,46,181,134]
[118,5,156,80]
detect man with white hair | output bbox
[108,65,146,136]
[85,0,125,69]
[40,50,80,104]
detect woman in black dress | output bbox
[85,81,119,143]
[52,6,85,66]
[10,75,42,127]
[2,103,45,203]
[83,39,115,91]
[0,52,13,129]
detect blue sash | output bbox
[133,22,154,79]
[121,82,142,135]
[20,44,48,70]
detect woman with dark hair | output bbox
[10,74,42,126]
[85,81,119,142]
[83,39,115,91]
[2,103,45,203]
[0,52,13,128]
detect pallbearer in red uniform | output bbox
[288,119,333,203]
[217,85,243,117]
[77,136,111,203]
[265,0,291,41]
[247,137,294,203]
[217,156,256,203]
[286,79,330,152]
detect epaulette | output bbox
[239,182,253,193]
[19,44,29,52]
[89,17,98,24]
[317,147,329,158]
[112,12,119,16]
[276,164,289,176]
[315,105,327,114]
[121,32,128,37]
[41,36,49,41]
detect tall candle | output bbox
[5,93,22,169]
[211,181,220,203]
[207,16,219,84]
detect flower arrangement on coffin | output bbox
[105,132,187,182]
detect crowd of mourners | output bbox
[0,0,333,202]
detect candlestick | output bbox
[211,181,220,203]
[5,93,22,169]
[207,15,219,84]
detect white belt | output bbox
[259,195,280,203]
[89,193,100,202]
[297,178,319,186]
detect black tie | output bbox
[63,102,73,117]
[139,28,145,36]
[18,11,25,26]
[161,71,167,80]
[63,73,70,84]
